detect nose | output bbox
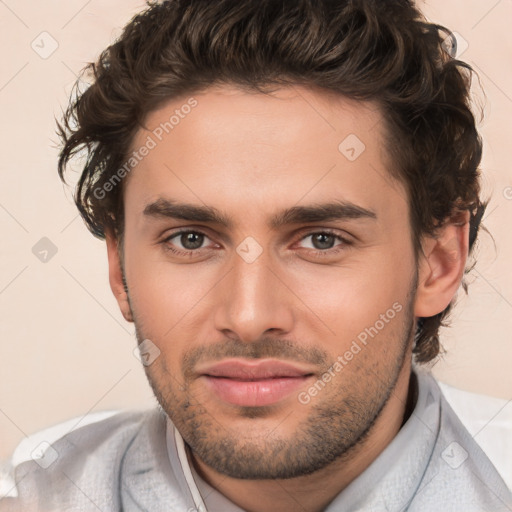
[213,248,295,342]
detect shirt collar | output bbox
[324,370,440,511]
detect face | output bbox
[116,85,420,479]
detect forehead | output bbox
[126,84,406,224]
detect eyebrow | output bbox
[143,198,377,229]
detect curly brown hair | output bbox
[57,0,486,363]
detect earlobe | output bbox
[414,211,470,318]
[105,232,134,323]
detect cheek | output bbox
[286,256,412,343]
[125,248,223,339]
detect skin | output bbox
[106,84,469,512]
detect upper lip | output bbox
[197,359,314,380]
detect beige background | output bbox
[0,0,511,460]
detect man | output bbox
[1,0,511,510]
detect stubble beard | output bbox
[128,273,417,480]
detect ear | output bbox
[105,231,134,323]
[414,210,470,318]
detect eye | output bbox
[297,231,351,252]
[162,230,215,255]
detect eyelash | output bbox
[161,229,353,258]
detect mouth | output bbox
[197,359,315,407]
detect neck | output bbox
[189,360,416,512]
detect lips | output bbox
[197,359,314,407]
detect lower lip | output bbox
[203,376,310,407]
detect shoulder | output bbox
[411,372,512,511]
[0,408,167,512]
